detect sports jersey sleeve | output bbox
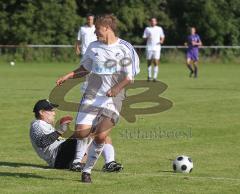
[196,34,201,42]
[30,121,60,148]
[77,27,82,41]
[187,35,192,46]
[143,28,148,38]
[160,27,165,38]
[119,40,140,80]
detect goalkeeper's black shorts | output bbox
[54,138,77,169]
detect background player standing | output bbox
[143,17,165,82]
[185,27,202,78]
[75,14,97,56]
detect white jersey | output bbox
[143,26,165,51]
[30,120,64,167]
[80,38,140,96]
[77,25,97,54]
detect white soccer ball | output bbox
[10,61,15,66]
[173,155,193,173]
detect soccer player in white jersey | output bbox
[75,14,97,55]
[143,17,165,82]
[75,14,122,172]
[56,14,140,183]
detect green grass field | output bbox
[0,60,240,194]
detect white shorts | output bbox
[146,49,161,60]
[76,95,122,126]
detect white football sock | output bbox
[83,140,105,174]
[153,66,159,79]
[72,138,89,164]
[101,143,115,164]
[148,66,152,78]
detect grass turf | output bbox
[0,60,240,194]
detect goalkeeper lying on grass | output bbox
[30,99,123,172]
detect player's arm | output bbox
[143,28,149,40]
[75,40,81,55]
[195,39,202,46]
[106,76,132,97]
[192,41,202,46]
[159,28,165,44]
[192,36,202,46]
[75,27,82,55]
[160,36,165,44]
[34,131,60,148]
[192,41,201,46]
[56,65,89,86]
[31,117,72,148]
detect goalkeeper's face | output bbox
[40,109,56,125]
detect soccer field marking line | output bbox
[121,172,240,182]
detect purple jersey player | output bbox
[185,27,202,78]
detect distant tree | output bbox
[1,0,239,46]
[0,0,79,45]
[166,0,240,45]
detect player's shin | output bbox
[82,140,105,173]
[102,143,115,163]
[153,65,159,79]
[147,60,152,79]
[187,64,194,73]
[73,138,89,164]
[193,64,198,78]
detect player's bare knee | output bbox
[94,134,107,144]
[74,126,91,139]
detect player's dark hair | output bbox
[149,17,157,21]
[34,111,40,119]
[86,13,94,18]
[95,14,118,35]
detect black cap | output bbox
[33,99,58,113]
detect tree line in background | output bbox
[1,0,240,45]
[0,0,239,61]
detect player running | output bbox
[143,17,165,82]
[185,27,202,78]
[56,14,140,183]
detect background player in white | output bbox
[143,17,165,82]
[56,14,140,183]
[30,99,123,172]
[75,14,97,56]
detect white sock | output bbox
[148,66,152,78]
[72,138,89,164]
[83,140,105,174]
[101,144,115,164]
[153,66,159,79]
